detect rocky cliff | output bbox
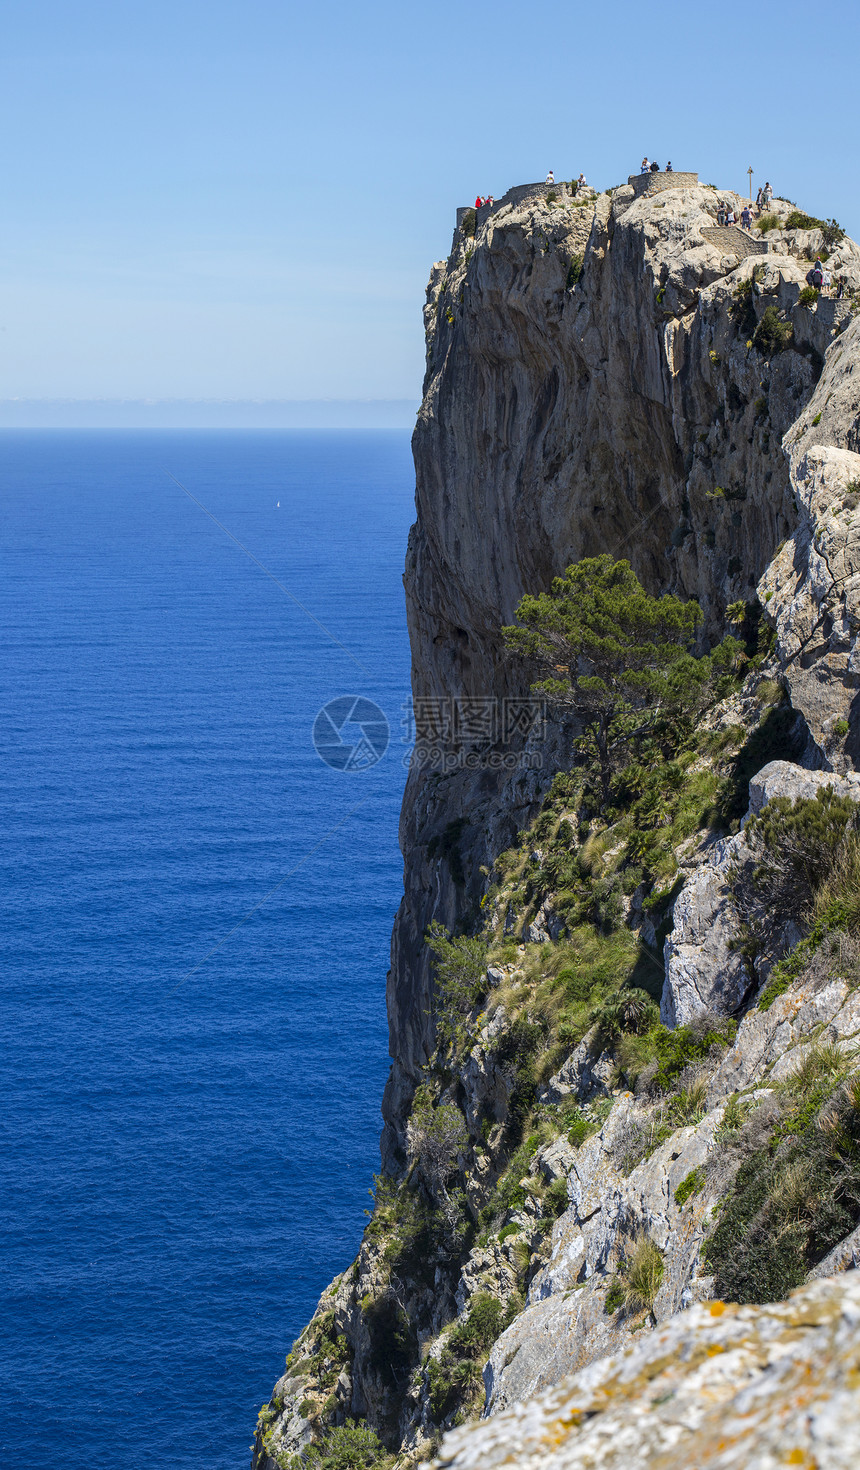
[252,178,860,1470]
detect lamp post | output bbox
[748,166,754,202]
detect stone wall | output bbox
[456,180,585,229]
[627,170,698,197]
[700,224,769,259]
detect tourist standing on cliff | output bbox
[756,186,764,211]
[822,263,832,297]
[762,181,773,207]
[545,170,555,185]
[741,204,752,231]
[577,172,587,189]
[650,160,660,172]
[666,160,673,172]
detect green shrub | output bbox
[566,253,584,288]
[650,1017,736,1093]
[448,1292,505,1358]
[705,1069,860,1304]
[544,1176,570,1218]
[604,1279,626,1313]
[785,210,823,231]
[757,213,781,233]
[731,277,756,336]
[461,208,476,238]
[567,1110,593,1147]
[753,306,793,355]
[300,1423,392,1470]
[426,923,487,1047]
[425,1293,507,1423]
[426,1351,481,1422]
[674,1165,705,1206]
[798,285,819,307]
[494,1017,546,1141]
[745,787,860,921]
[406,1086,468,1189]
[821,219,846,248]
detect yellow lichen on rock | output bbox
[435,1275,860,1470]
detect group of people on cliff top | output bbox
[640,158,672,173]
[716,185,773,232]
[471,171,589,212]
[542,170,587,189]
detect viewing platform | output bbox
[456,179,586,229]
[627,170,699,197]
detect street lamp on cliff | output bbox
[748,166,754,201]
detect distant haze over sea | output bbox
[0,399,419,429]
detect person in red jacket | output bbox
[475,196,483,209]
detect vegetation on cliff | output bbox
[255,560,844,1468]
[255,170,860,1468]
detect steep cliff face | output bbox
[385,180,859,1167]
[252,181,860,1470]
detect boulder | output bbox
[438,1276,860,1470]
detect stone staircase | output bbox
[700,225,768,259]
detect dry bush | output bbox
[621,1234,664,1315]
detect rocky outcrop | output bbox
[482,949,860,1416]
[761,441,860,768]
[661,758,860,1025]
[437,1274,860,1470]
[386,179,858,1165]
[253,178,860,1470]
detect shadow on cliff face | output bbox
[711,703,810,828]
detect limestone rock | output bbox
[660,832,751,1026]
[436,1275,860,1470]
[661,759,860,1027]
[540,1027,614,1104]
[760,442,860,768]
[385,180,821,1165]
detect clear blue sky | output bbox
[2,0,858,404]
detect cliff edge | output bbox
[252,176,860,1469]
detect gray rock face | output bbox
[438,1275,860,1470]
[760,442,860,768]
[256,181,860,1469]
[482,962,860,1418]
[385,181,839,1164]
[660,759,860,1026]
[660,832,751,1026]
[540,1027,614,1105]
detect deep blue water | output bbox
[0,432,415,1468]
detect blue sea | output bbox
[0,432,415,1467]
